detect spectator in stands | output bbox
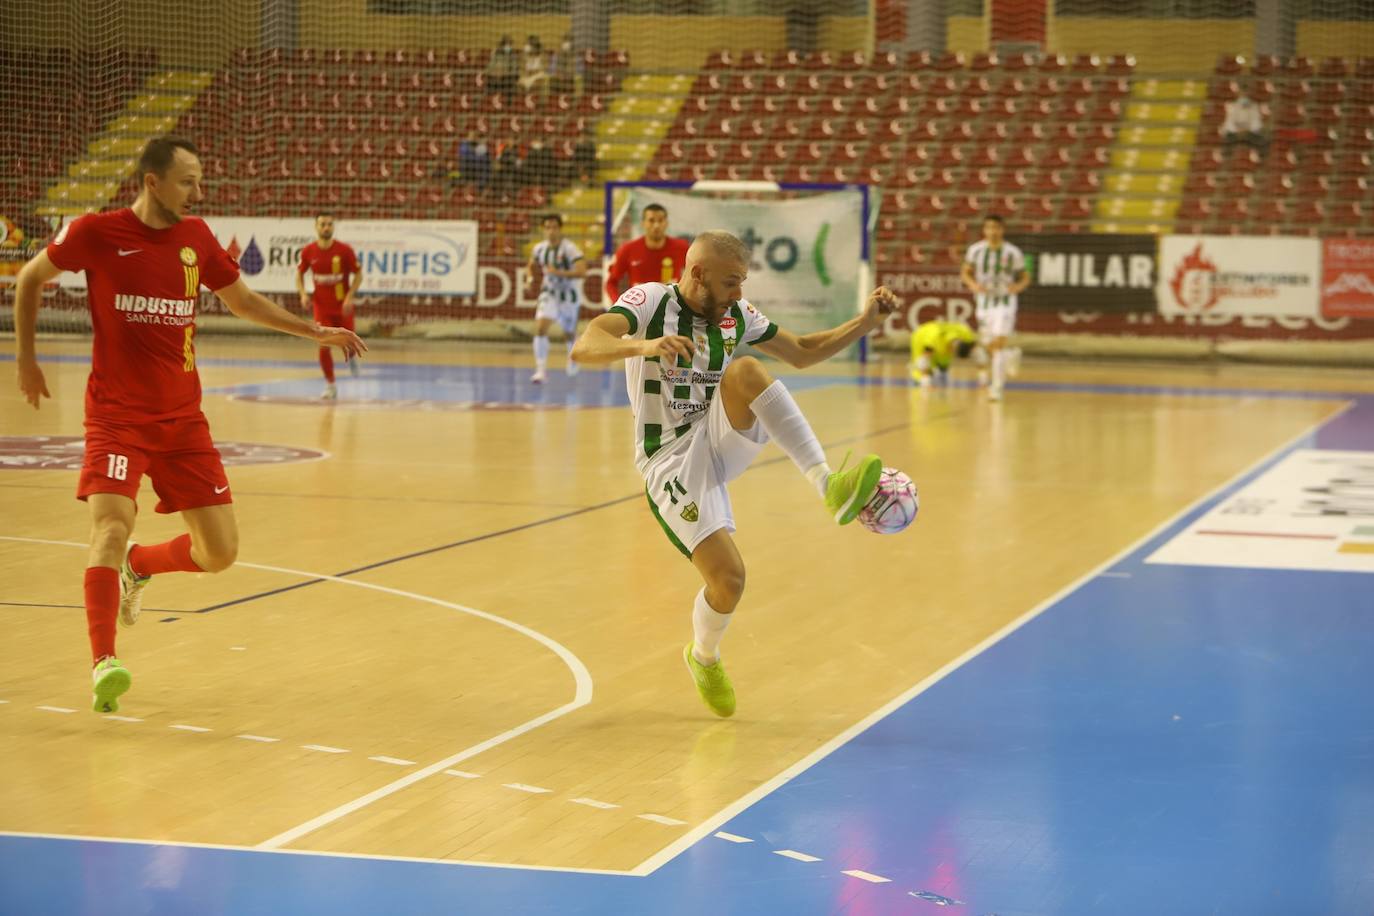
[525,139,555,191]
[1221,88,1268,159]
[492,138,525,194]
[486,35,519,103]
[573,131,597,185]
[549,34,579,97]
[519,36,549,94]
[459,137,491,190]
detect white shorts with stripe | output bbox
[536,296,582,335]
[643,394,769,558]
[975,303,1017,342]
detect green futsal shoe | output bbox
[92,657,132,714]
[824,453,883,525]
[683,644,736,718]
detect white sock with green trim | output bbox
[692,588,731,665]
[533,335,550,371]
[750,380,830,497]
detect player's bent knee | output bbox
[723,355,772,396]
[197,540,238,573]
[90,518,131,552]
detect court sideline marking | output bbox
[629,399,1355,875]
[0,537,594,852]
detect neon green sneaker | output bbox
[824,453,883,525]
[118,543,150,628]
[683,643,736,718]
[92,657,132,714]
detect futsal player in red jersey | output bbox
[12,136,366,713]
[295,213,362,399]
[603,203,690,303]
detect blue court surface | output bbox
[3,359,1372,915]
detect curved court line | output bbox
[630,399,1357,876]
[0,537,594,852]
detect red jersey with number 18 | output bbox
[45,209,240,424]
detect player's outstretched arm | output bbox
[754,286,899,369]
[570,311,693,366]
[215,277,368,358]
[13,250,61,409]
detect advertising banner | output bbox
[1158,235,1320,318]
[1011,234,1157,312]
[1321,238,1374,319]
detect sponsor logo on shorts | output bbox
[214,484,230,494]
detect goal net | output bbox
[606,180,873,352]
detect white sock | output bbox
[991,349,1006,388]
[533,335,550,370]
[750,380,829,496]
[692,588,732,664]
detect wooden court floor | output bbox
[2,336,1369,872]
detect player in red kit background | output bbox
[295,213,362,399]
[13,136,366,714]
[604,203,690,304]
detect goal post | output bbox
[603,180,877,361]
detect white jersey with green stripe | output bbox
[532,237,584,307]
[964,239,1026,309]
[607,282,780,475]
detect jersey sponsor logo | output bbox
[669,399,707,414]
[312,272,346,284]
[620,287,647,306]
[661,368,723,386]
[179,246,198,267]
[718,316,737,330]
[117,248,141,257]
[114,294,197,317]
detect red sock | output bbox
[85,567,119,665]
[129,534,203,577]
[319,347,335,382]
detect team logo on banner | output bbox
[1169,243,1221,312]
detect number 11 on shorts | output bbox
[106,453,128,480]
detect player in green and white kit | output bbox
[960,215,1029,401]
[572,231,901,717]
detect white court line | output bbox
[570,798,619,810]
[103,715,142,723]
[444,769,481,779]
[630,402,1355,876]
[774,849,822,863]
[302,745,349,754]
[37,706,75,714]
[843,869,891,883]
[0,829,632,876]
[503,783,551,794]
[237,734,280,743]
[370,756,416,767]
[713,832,752,844]
[169,724,211,733]
[636,814,687,826]
[0,537,594,855]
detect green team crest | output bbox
[680,502,699,522]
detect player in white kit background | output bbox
[524,213,588,383]
[571,230,901,719]
[960,214,1029,401]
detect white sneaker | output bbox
[117,542,150,628]
[321,383,338,400]
[530,369,547,384]
[988,385,1003,402]
[566,360,580,378]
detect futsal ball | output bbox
[858,468,918,535]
